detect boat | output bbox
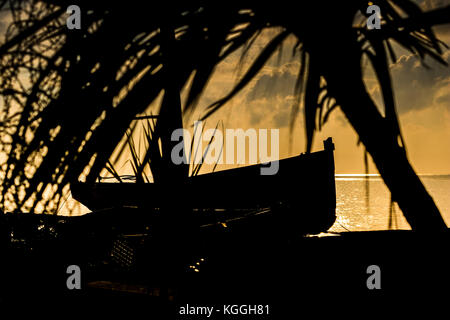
[1,138,337,296]
[70,137,337,236]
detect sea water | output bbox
[329,174,450,232]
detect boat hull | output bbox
[71,138,337,235]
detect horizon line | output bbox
[335,173,450,176]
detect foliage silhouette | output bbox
[0,0,449,231]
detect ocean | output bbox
[329,174,450,232]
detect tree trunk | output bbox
[155,24,189,182]
[319,41,447,232]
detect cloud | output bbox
[436,91,450,105]
[0,11,11,42]
[416,0,450,41]
[416,0,450,11]
[389,52,450,114]
[237,62,300,127]
[243,94,296,128]
[246,62,299,101]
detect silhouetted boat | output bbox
[70,138,337,236]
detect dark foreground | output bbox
[1,225,449,317]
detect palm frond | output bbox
[0,0,448,214]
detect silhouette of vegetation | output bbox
[0,1,449,231]
[102,117,222,183]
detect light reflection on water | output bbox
[329,175,450,232]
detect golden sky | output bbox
[0,1,449,177]
[1,1,448,215]
[184,19,450,175]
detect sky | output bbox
[183,0,450,175]
[0,1,449,177]
[0,0,448,215]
